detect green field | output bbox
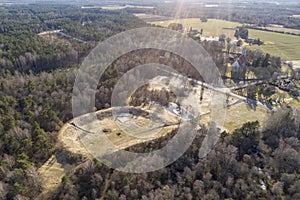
[248,29,300,60]
[151,18,241,38]
[150,18,300,61]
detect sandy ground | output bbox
[37,106,180,199]
[69,106,180,158]
[36,155,66,199]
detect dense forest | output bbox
[0,4,146,73]
[0,4,148,199]
[0,3,299,200]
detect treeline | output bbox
[55,107,300,199]
[245,26,300,37]
[155,2,300,29]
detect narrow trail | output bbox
[99,170,113,200]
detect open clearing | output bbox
[223,101,270,132]
[198,90,270,133]
[133,13,172,22]
[37,102,270,198]
[38,83,270,198]
[248,29,300,60]
[37,106,180,198]
[150,18,241,38]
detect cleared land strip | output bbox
[38,29,86,43]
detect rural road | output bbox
[158,68,274,110]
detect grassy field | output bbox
[224,103,270,132]
[247,29,300,60]
[200,100,270,133]
[151,18,241,38]
[149,17,300,61]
